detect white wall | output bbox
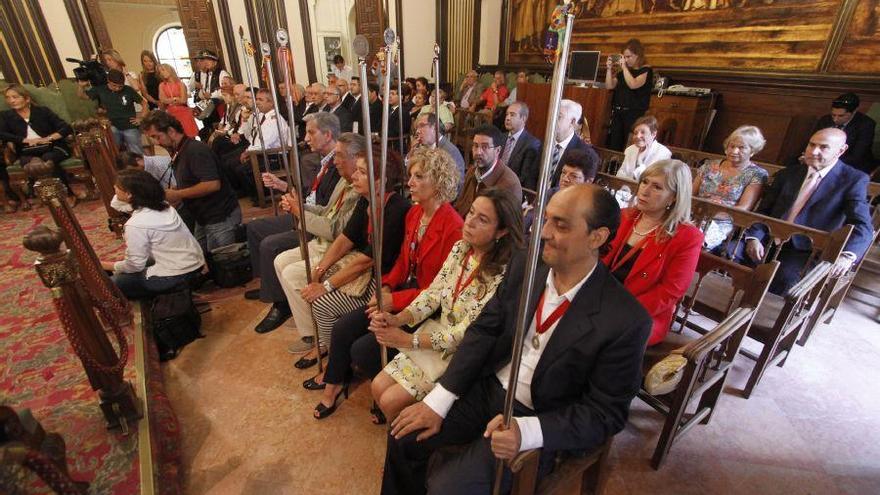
[478,0,501,66]
[401,0,437,79]
[38,0,84,77]
[99,1,180,74]
[309,0,356,83]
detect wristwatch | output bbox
[411,333,420,350]
[322,279,335,292]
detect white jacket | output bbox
[617,140,672,181]
[114,206,205,278]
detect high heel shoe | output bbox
[294,347,328,369]
[313,383,349,419]
[302,373,326,391]
[370,401,387,425]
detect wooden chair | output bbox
[595,172,638,208]
[593,146,625,175]
[248,148,286,209]
[509,437,613,495]
[640,306,761,469]
[798,206,880,345]
[688,198,852,398]
[668,145,782,182]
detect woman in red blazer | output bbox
[602,159,703,346]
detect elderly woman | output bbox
[0,85,77,206]
[369,188,523,421]
[616,115,671,180]
[310,147,464,420]
[605,39,653,151]
[602,159,703,346]
[693,125,769,249]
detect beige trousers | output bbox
[275,239,328,338]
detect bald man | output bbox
[742,128,872,294]
[381,185,651,494]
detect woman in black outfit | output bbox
[139,50,161,110]
[604,38,653,151]
[0,85,76,206]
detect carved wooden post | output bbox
[73,118,125,235]
[0,406,89,494]
[23,226,141,431]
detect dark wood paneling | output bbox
[216,0,242,81]
[64,0,94,60]
[176,0,224,62]
[82,0,112,49]
[296,0,317,83]
[355,0,387,71]
[518,83,612,147]
[0,0,64,84]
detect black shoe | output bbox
[254,304,291,334]
[294,348,328,369]
[314,383,350,420]
[302,374,326,390]
[244,289,261,300]
[370,401,387,425]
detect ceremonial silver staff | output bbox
[353,34,388,369]
[276,28,324,374]
[260,41,296,193]
[238,26,278,215]
[432,42,441,146]
[492,5,576,494]
[394,36,404,155]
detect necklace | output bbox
[632,220,660,237]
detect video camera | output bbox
[66,57,107,86]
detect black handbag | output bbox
[150,288,202,361]
[207,242,253,288]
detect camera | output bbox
[66,57,107,86]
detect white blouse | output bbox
[616,140,672,180]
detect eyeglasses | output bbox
[471,142,498,151]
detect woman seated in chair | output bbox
[615,115,671,181]
[693,125,769,250]
[286,146,410,379]
[0,84,78,208]
[101,169,204,299]
[368,188,523,421]
[307,148,463,420]
[602,159,703,346]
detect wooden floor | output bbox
[162,276,880,494]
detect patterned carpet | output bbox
[0,199,173,494]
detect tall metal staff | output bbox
[274,28,325,374]
[492,5,576,494]
[260,41,296,192]
[353,34,388,369]
[394,36,404,155]
[431,42,441,147]
[238,27,278,215]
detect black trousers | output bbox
[19,146,72,189]
[729,239,813,295]
[244,214,303,303]
[323,306,398,385]
[381,375,551,495]
[606,107,646,151]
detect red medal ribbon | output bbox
[536,291,571,335]
[450,250,479,309]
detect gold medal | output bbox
[532,335,541,349]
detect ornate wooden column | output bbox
[72,119,126,236]
[24,188,140,431]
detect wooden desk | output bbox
[647,93,717,150]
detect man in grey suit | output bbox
[412,112,465,187]
[501,101,542,191]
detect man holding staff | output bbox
[381,185,652,494]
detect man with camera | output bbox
[78,69,148,154]
[189,49,230,141]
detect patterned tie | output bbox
[785,167,821,222]
[501,135,516,165]
[550,143,563,177]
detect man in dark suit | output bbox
[546,99,599,188]
[321,84,354,132]
[388,87,412,154]
[380,184,652,494]
[812,92,876,174]
[742,128,873,294]
[339,77,356,112]
[501,101,542,190]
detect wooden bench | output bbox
[509,437,613,495]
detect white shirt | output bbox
[114,206,205,278]
[554,131,575,153]
[331,65,354,82]
[188,69,231,100]
[143,155,176,189]
[476,159,498,183]
[247,109,289,152]
[423,265,596,452]
[460,84,476,108]
[617,140,672,180]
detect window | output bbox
[154,26,192,82]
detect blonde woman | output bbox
[157,64,199,138]
[101,48,140,92]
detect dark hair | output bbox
[351,76,360,82]
[631,115,658,134]
[333,54,345,65]
[415,77,429,89]
[473,187,525,283]
[472,124,505,148]
[115,150,143,171]
[561,149,599,182]
[141,110,184,134]
[116,169,168,211]
[623,38,647,66]
[367,82,380,94]
[831,92,859,112]
[140,50,159,76]
[357,143,404,190]
[585,185,621,257]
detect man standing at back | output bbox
[547,99,598,188]
[381,184,652,494]
[141,110,240,252]
[501,101,542,190]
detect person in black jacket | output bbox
[812,92,876,174]
[501,101,541,190]
[0,84,77,197]
[381,184,651,494]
